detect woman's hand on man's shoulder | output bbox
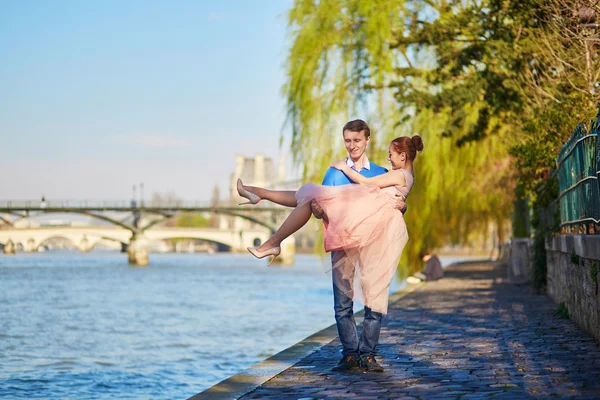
[331,159,347,171]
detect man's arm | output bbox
[394,194,407,214]
[311,199,328,222]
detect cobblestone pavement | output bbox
[240,261,600,399]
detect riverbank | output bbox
[190,260,600,399]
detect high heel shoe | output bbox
[237,178,261,205]
[247,246,281,266]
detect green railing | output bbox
[555,113,600,234]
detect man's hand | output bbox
[394,194,407,214]
[311,199,329,223]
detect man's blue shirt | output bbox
[321,161,388,186]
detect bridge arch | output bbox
[30,231,129,252]
[88,236,128,252]
[140,209,278,233]
[35,235,78,251]
[160,236,232,252]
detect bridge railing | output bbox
[0,200,291,213]
[0,200,216,209]
[555,113,600,234]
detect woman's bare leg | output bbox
[257,201,312,251]
[242,184,298,207]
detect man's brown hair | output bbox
[343,119,370,138]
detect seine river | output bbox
[0,251,468,399]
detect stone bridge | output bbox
[0,226,271,254]
[0,203,295,266]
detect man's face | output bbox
[343,130,370,160]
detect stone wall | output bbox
[546,235,600,342]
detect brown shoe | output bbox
[331,355,360,371]
[361,355,384,372]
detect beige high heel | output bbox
[237,178,261,205]
[247,246,281,266]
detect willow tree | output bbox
[284,0,408,182]
[283,0,536,270]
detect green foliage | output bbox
[512,186,530,238]
[590,262,598,283]
[531,228,547,292]
[570,250,581,265]
[174,213,210,228]
[554,302,569,319]
[509,97,597,196]
[285,0,408,180]
[396,108,514,270]
[283,0,599,272]
[509,0,599,198]
[530,175,558,291]
[284,0,520,269]
[390,0,540,145]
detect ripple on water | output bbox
[93,361,116,367]
[35,360,79,370]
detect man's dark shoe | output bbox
[361,355,384,372]
[331,355,360,371]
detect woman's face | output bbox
[387,145,405,170]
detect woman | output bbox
[237,135,423,314]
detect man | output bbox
[413,250,443,281]
[311,119,406,373]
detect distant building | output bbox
[220,153,285,232]
[230,153,285,198]
[218,152,317,252]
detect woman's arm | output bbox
[331,160,406,188]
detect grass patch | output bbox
[554,302,569,319]
[570,250,580,265]
[591,262,598,283]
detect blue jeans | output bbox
[332,251,382,358]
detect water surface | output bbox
[0,252,337,399]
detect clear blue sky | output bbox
[0,0,296,201]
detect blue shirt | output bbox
[322,159,388,186]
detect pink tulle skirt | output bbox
[296,183,409,314]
